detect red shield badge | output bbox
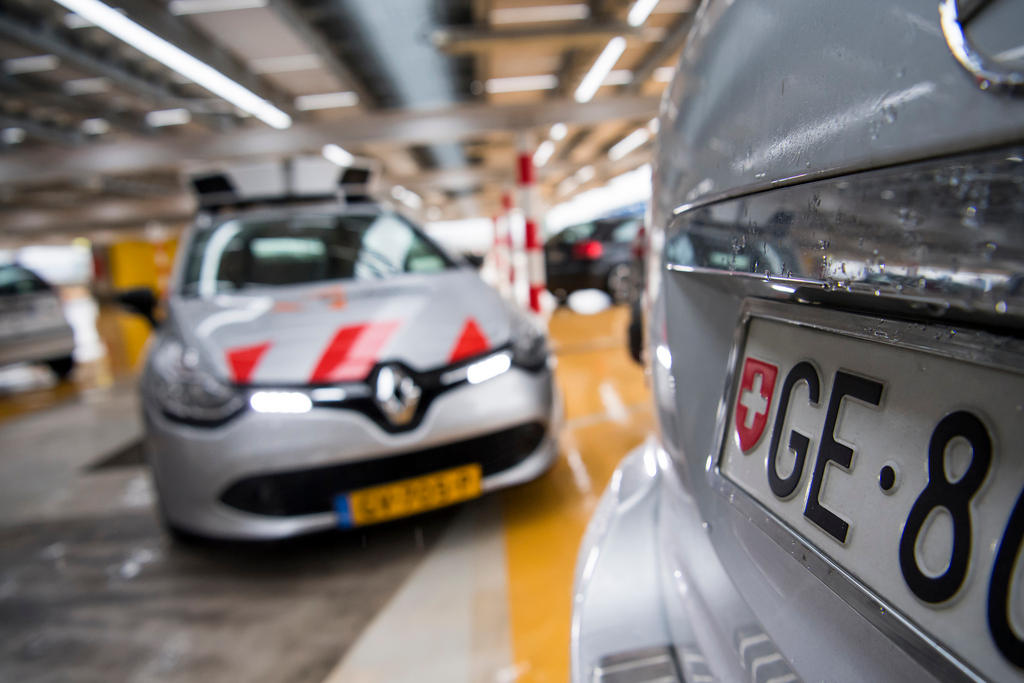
[735,357,778,452]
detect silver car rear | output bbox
[573,0,1024,681]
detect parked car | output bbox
[626,221,646,363]
[132,201,559,541]
[572,1,1024,682]
[545,215,641,303]
[0,264,75,379]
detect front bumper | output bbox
[145,365,559,540]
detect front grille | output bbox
[219,422,547,516]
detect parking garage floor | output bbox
[0,305,652,683]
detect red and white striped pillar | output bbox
[517,140,545,313]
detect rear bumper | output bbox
[571,439,676,683]
[572,433,948,683]
[145,365,560,540]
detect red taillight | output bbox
[572,240,604,260]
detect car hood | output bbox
[167,271,512,385]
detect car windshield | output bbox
[548,223,596,246]
[180,211,452,296]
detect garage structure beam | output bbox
[0,72,150,136]
[432,21,644,54]
[621,11,694,92]
[114,0,298,118]
[0,94,660,186]
[265,0,378,109]
[0,112,84,147]
[0,10,203,114]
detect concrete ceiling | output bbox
[0,0,696,237]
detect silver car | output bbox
[0,264,75,379]
[573,1,1024,682]
[139,203,558,540]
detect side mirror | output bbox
[116,287,160,328]
[463,253,484,270]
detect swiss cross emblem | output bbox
[735,357,778,452]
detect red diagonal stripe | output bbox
[309,324,367,383]
[449,317,490,363]
[326,320,400,382]
[226,342,271,384]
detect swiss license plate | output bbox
[719,315,1024,681]
[334,464,482,528]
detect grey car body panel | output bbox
[171,270,513,384]
[573,0,1024,681]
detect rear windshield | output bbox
[180,211,452,296]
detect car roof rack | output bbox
[188,157,380,214]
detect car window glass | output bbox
[180,211,452,296]
[611,219,641,243]
[550,223,595,245]
[0,266,49,297]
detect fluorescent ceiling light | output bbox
[533,140,555,167]
[4,55,59,75]
[50,0,292,129]
[647,117,660,133]
[574,37,626,103]
[146,108,191,127]
[608,127,651,160]
[250,54,320,74]
[627,0,660,27]
[294,91,359,111]
[80,118,110,135]
[603,69,633,86]
[64,7,126,28]
[1,128,26,145]
[558,176,579,197]
[390,185,422,210]
[652,65,675,82]
[64,77,110,95]
[549,122,568,141]
[491,4,589,24]
[168,0,267,15]
[322,143,354,167]
[574,165,596,183]
[485,74,558,94]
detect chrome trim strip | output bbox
[664,145,1024,327]
[704,298,1024,683]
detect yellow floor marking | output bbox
[501,306,653,682]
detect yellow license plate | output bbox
[334,464,483,527]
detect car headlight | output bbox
[509,310,549,370]
[145,336,244,424]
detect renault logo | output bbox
[374,365,421,426]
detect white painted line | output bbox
[598,381,630,424]
[320,498,512,683]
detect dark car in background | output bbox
[545,215,641,303]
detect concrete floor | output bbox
[0,304,652,683]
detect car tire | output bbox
[46,355,74,380]
[605,263,633,304]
